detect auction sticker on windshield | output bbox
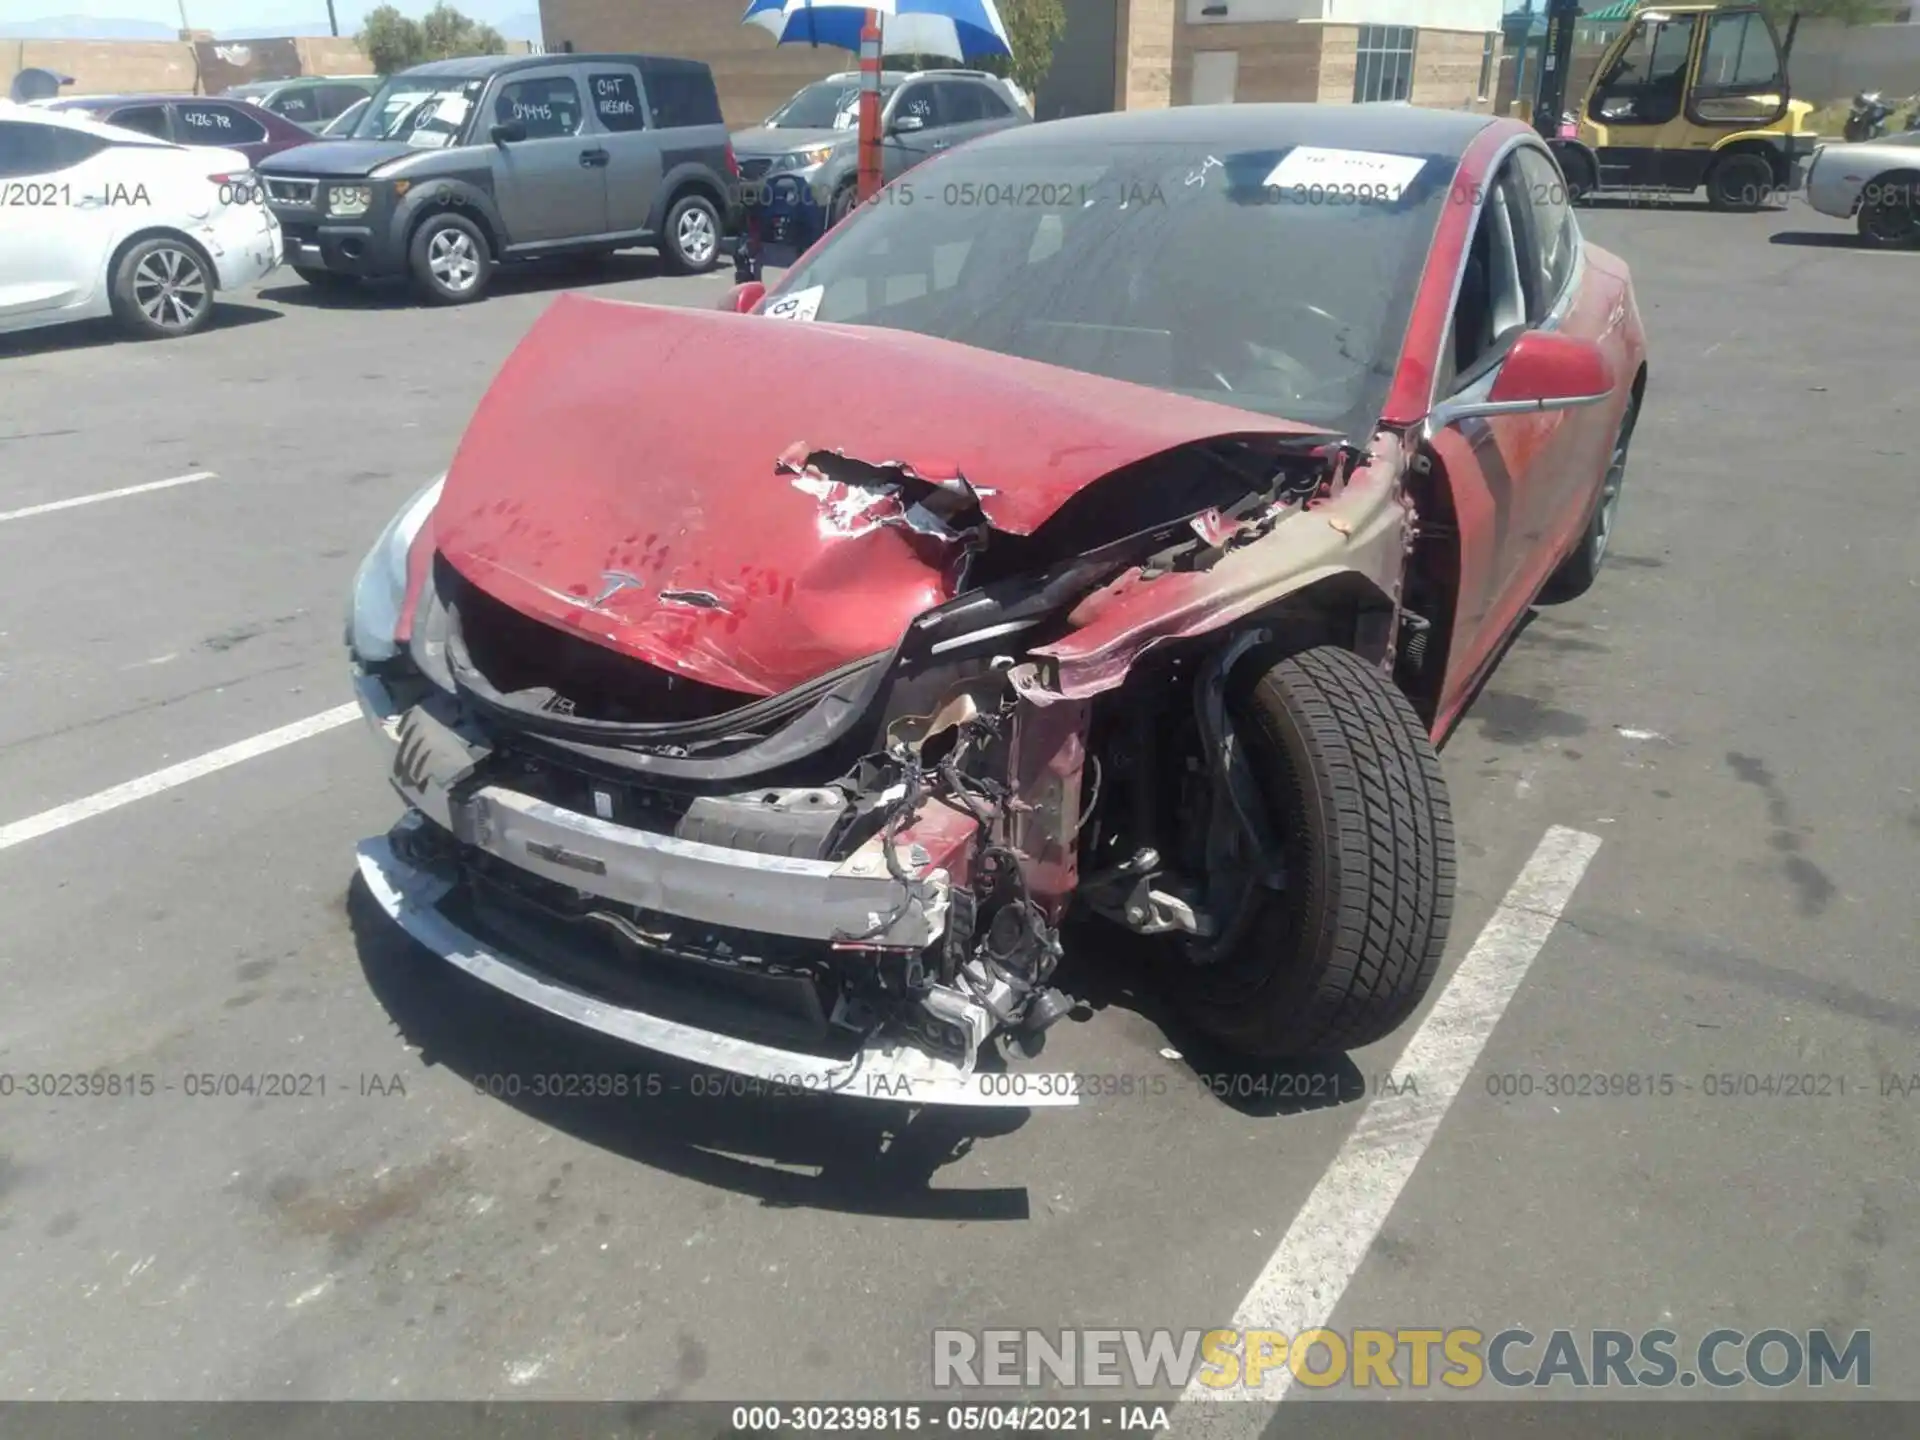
[1262,146,1426,202]
[763,285,824,322]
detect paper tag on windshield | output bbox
[762,285,823,323]
[1262,146,1426,201]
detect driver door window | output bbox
[892,85,938,131]
[1440,163,1528,395]
[1589,12,1699,128]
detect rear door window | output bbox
[932,81,986,124]
[588,69,646,132]
[105,104,171,140]
[176,102,267,145]
[268,88,319,124]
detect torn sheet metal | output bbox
[1015,433,1412,702]
[777,445,992,548]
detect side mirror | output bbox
[890,112,925,135]
[490,120,526,144]
[1429,331,1612,430]
[720,281,765,313]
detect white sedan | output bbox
[0,101,284,340]
[1803,131,1920,249]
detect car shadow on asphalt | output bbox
[259,252,677,310]
[345,877,1035,1221]
[0,301,279,358]
[1769,231,1874,249]
[1055,916,1371,1121]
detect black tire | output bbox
[292,265,357,290]
[1557,147,1598,205]
[1172,646,1455,1058]
[661,192,722,274]
[407,211,492,304]
[110,235,215,340]
[1541,394,1638,603]
[1706,151,1775,212]
[827,180,859,229]
[1857,171,1920,249]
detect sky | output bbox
[0,0,539,35]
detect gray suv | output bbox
[256,53,740,304]
[731,69,1029,255]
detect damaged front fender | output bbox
[1010,432,1414,703]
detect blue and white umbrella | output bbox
[742,0,1013,62]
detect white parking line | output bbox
[0,703,359,853]
[0,471,219,525]
[1180,824,1604,1415]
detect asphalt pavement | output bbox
[0,202,1915,1416]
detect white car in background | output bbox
[0,101,283,340]
[1804,131,1920,249]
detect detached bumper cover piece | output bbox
[357,828,1077,1107]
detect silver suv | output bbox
[731,69,1029,253]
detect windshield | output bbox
[347,78,484,147]
[772,140,1457,436]
[321,97,370,136]
[767,79,897,130]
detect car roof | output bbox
[967,102,1498,158]
[398,52,708,80]
[813,69,999,84]
[50,93,250,107]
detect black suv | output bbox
[255,53,740,303]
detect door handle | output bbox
[932,139,950,149]
[579,148,610,168]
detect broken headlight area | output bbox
[378,651,1080,1073]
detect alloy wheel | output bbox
[428,229,480,292]
[132,246,209,332]
[676,206,717,266]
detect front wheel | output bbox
[1541,395,1638,602]
[111,236,214,339]
[1706,151,1776,212]
[408,212,492,304]
[1557,146,1598,205]
[1857,172,1920,249]
[1170,646,1455,1058]
[827,180,859,229]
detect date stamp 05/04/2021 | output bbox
[5,1066,1916,1106]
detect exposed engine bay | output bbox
[359,421,1427,1090]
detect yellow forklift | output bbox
[1534,1,1817,210]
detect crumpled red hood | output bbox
[434,293,1320,696]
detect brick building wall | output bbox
[1118,0,1178,109]
[541,0,849,126]
[1409,28,1497,110]
[1316,23,1356,102]
[1172,21,1322,106]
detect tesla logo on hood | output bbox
[590,570,646,607]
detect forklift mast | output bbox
[1531,0,1583,137]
